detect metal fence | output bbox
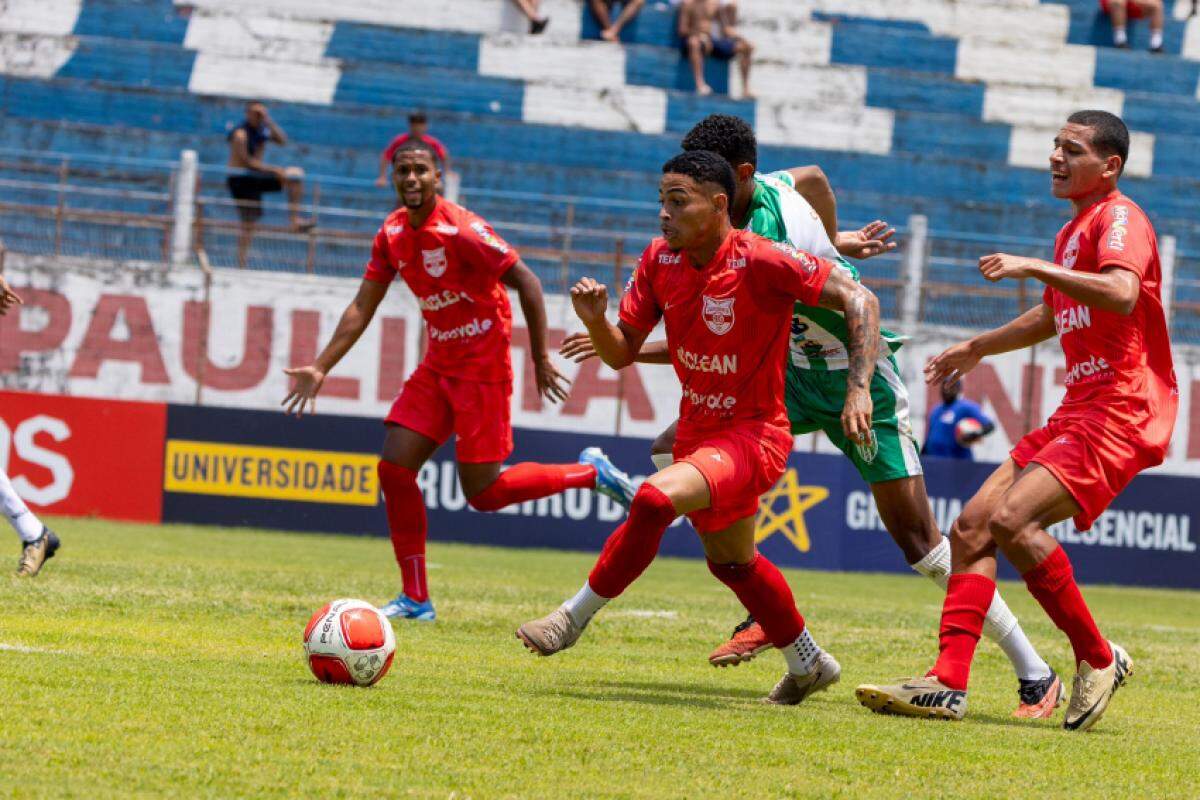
[0,147,1196,341]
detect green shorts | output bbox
[784,355,923,484]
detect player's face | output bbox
[392,151,439,209]
[658,173,727,249]
[1050,123,1118,199]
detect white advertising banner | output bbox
[2,255,1198,475]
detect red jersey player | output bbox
[516,150,883,705]
[284,140,635,621]
[857,111,1178,731]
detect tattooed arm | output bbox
[816,268,881,442]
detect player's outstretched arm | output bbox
[979,253,1139,315]
[816,268,881,442]
[924,304,1056,387]
[570,277,648,369]
[502,260,570,404]
[282,278,388,416]
[559,333,670,365]
[835,220,897,261]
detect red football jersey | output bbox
[620,228,832,437]
[1048,191,1177,439]
[364,198,519,382]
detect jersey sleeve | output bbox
[754,240,833,308]
[363,225,397,284]
[766,170,796,189]
[618,246,661,332]
[1092,202,1155,279]
[459,213,520,286]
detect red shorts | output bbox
[1011,410,1165,531]
[386,363,513,463]
[673,422,792,534]
[1100,0,1145,19]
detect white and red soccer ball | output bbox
[955,417,984,447]
[303,599,395,686]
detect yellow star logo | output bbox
[754,468,829,553]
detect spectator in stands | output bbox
[509,0,549,34]
[1101,0,1165,52]
[376,113,451,188]
[590,0,645,42]
[226,101,313,269]
[922,379,995,461]
[678,0,754,97]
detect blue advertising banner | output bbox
[161,404,1199,589]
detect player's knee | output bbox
[466,487,502,512]
[629,482,679,524]
[949,516,989,560]
[986,504,1026,548]
[650,431,673,457]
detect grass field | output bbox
[2,518,1198,799]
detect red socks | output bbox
[467,463,596,512]
[587,483,677,598]
[930,573,996,690]
[708,554,804,648]
[377,460,429,603]
[1023,545,1111,669]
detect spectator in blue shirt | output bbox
[923,379,994,460]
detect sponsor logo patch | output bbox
[469,221,509,254]
[658,251,682,265]
[1107,205,1129,252]
[702,295,735,335]
[1062,231,1080,269]
[386,224,404,235]
[434,222,459,235]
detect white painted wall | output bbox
[0,32,77,78]
[479,37,627,89]
[0,0,81,36]
[188,52,341,104]
[523,83,667,134]
[984,84,1125,129]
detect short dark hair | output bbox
[1067,110,1130,174]
[408,112,428,124]
[661,150,737,210]
[393,137,439,166]
[680,114,757,169]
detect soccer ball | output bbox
[955,417,984,446]
[303,599,396,686]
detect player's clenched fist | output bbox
[978,253,1037,283]
[840,385,874,444]
[924,340,980,387]
[570,277,609,325]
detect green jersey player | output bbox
[560,115,1062,718]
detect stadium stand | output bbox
[0,0,1198,339]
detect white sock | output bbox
[650,452,672,472]
[782,628,822,675]
[910,536,951,589]
[996,623,1052,682]
[0,470,43,543]
[1114,25,1128,45]
[563,582,608,627]
[911,537,1050,681]
[1150,29,1163,49]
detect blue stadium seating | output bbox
[0,0,1196,337]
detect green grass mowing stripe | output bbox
[0,517,1197,799]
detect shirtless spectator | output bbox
[590,0,645,42]
[1101,0,1165,52]
[678,0,753,97]
[226,101,313,268]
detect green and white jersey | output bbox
[742,171,904,372]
